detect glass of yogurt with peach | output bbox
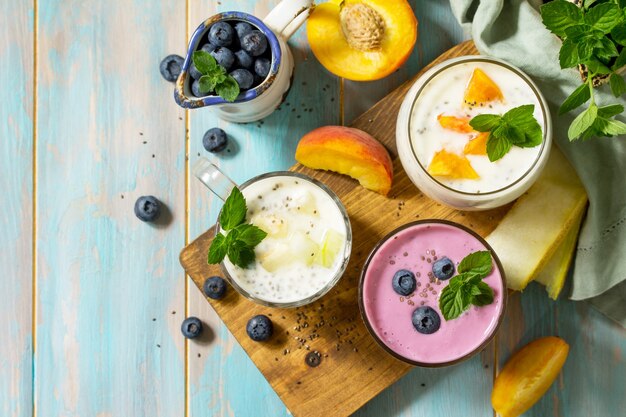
[359,220,506,367]
[396,56,552,210]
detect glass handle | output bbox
[192,157,237,202]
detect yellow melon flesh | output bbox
[534,205,585,299]
[492,337,569,417]
[464,68,503,106]
[485,147,587,291]
[428,150,479,179]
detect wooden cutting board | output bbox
[180,41,508,416]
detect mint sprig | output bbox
[438,251,495,321]
[192,51,240,102]
[208,188,267,268]
[540,0,626,141]
[469,104,543,162]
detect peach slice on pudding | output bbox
[428,150,479,179]
[437,114,475,133]
[464,132,489,155]
[464,68,503,106]
[295,126,393,195]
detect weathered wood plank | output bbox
[0,1,34,417]
[186,1,339,416]
[36,1,186,415]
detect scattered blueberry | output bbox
[392,269,416,296]
[159,54,184,82]
[246,315,273,341]
[191,79,204,97]
[202,128,228,152]
[189,62,203,80]
[234,49,254,69]
[432,257,455,280]
[412,306,441,334]
[203,276,226,300]
[241,30,268,56]
[200,43,217,54]
[234,21,253,41]
[134,196,161,222]
[208,21,234,47]
[181,317,203,339]
[210,47,235,70]
[254,57,271,79]
[230,68,254,90]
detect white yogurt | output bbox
[222,174,349,305]
[410,61,545,194]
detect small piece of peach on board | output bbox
[492,336,569,417]
[464,132,489,155]
[464,68,503,106]
[437,114,475,133]
[427,150,479,179]
[295,126,393,195]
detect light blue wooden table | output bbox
[1,1,624,416]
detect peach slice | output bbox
[464,132,489,155]
[307,0,418,81]
[492,337,569,417]
[427,150,479,179]
[295,126,393,195]
[464,68,503,106]
[437,114,475,133]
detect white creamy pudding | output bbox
[410,61,545,194]
[396,56,552,210]
[222,174,350,305]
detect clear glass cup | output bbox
[193,158,352,308]
[396,56,553,210]
[358,219,507,367]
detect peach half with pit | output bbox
[307,0,418,81]
[295,126,393,196]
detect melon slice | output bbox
[534,204,585,299]
[464,132,489,155]
[428,150,479,179]
[485,147,587,291]
[464,68,504,106]
[315,229,344,268]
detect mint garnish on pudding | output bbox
[438,250,495,321]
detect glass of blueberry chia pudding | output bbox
[174,1,313,122]
[359,220,507,367]
[194,158,352,308]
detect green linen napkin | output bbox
[450,0,626,326]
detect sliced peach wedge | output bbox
[427,149,479,180]
[492,337,569,417]
[437,114,475,133]
[295,126,393,195]
[307,0,418,81]
[464,68,503,107]
[464,132,489,155]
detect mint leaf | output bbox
[559,39,579,69]
[227,240,256,268]
[208,232,228,264]
[503,104,542,147]
[611,23,626,46]
[198,75,217,94]
[610,73,626,97]
[458,250,493,278]
[439,278,468,321]
[612,47,626,70]
[540,0,583,36]
[192,50,218,74]
[598,104,624,118]
[486,135,512,162]
[595,37,619,61]
[215,76,240,102]
[584,2,622,33]
[568,102,598,141]
[234,223,267,247]
[599,117,626,136]
[469,114,501,132]
[471,281,494,306]
[219,187,247,230]
[559,83,591,114]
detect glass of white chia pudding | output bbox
[193,158,352,308]
[396,56,552,210]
